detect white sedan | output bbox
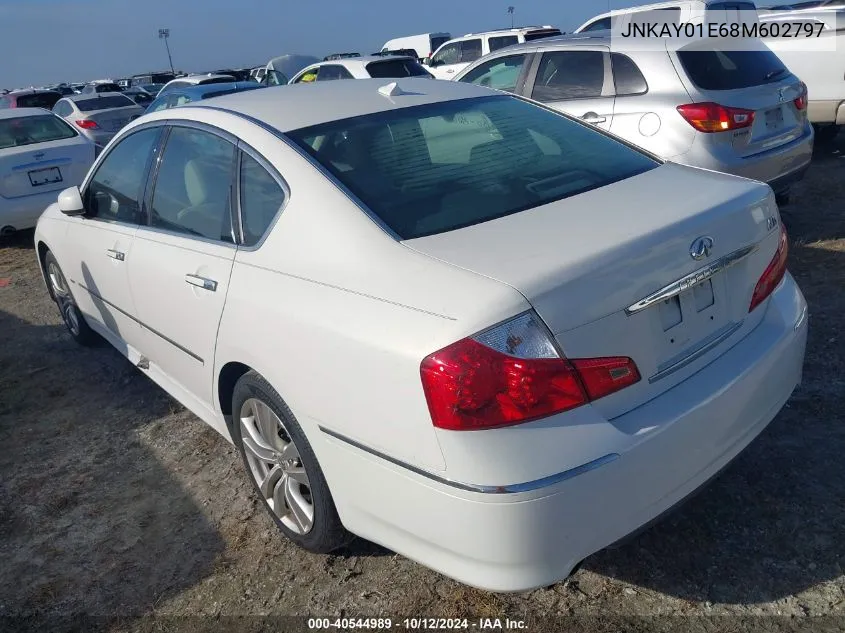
[34,79,808,592]
[0,108,95,234]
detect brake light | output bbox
[794,82,808,111]
[677,102,755,133]
[749,226,788,312]
[75,120,99,129]
[420,312,640,431]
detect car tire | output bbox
[43,250,99,346]
[231,370,352,554]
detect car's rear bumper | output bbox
[677,124,814,193]
[0,190,60,230]
[312,274,808,592]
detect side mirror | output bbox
[421,57,431,66]
[58,186,85,216]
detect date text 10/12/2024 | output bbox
[307,618,528,630]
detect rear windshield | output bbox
[287,96,658,239]
[16,93,61,109]
[523,28,563,41]
[0,115,77,149]
[75,95,136,111]
[677,49,789,90]
[366,59,431,78]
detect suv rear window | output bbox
[677,49,789,90]
[288,96,657,239]
[0,115,77,149]
[16,93,61,109]
[76,95,136,111]
[366,59,431,78]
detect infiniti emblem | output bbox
[690,236,714,261]
[778,88,786,103]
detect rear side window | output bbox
[532,51,605,101]
[581,17,612,32]
[677,49,789,90]
[611,53,648,96]
[17,93,61,109]
[239,152,285,246]
[84,128,160,223]
[366,59,431,78]
[0,115,77,149]
[489,36,519,52]
[288,96,657,239]
[75,95,136,111]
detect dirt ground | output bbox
[0,138,843,633]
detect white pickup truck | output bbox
[760,8,845,142]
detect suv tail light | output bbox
[749,226,788,312]
[420,312,640,431]
[75,120,99,129]
[794,82,808,111]
[677,102,755,133]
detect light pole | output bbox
[507,6,515,28]
[158,28,175,74]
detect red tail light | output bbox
[420,313,640,431]
[794,82,808,111]
[749,226,788,312]
[75,120,99,129]
[677,102,755,133]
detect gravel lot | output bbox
[0,138,843,633]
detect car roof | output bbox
[64,93,134,102]
[169,82,261,96]
[0,107,58,120]
[6,88,59,96]
[479,31,705,53]
[181,78,499,132]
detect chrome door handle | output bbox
[184,274,217,292]
[581,113,607,124]
[106,249,125,261]
[446,69,455,74]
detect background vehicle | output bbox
[289,55,431,83]
[138,83,165,97]
[381,32,452,60]
[156,74,237,99]
[455,34,812,203]
[256,54,321,86]
[0,108,94,233]
[81,82,123,94]
[130,71,176,87]
[34,78,807,592]
[323,53,361,61]
[145,81,263,113]
[574,0,759,33]
[425,26,562,79]
[0,89,63,110]
[759,7,845,142]
[208,68,254,82]
[52,93,143,152]
[121,87,155,106]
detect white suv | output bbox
[424,26,561,79]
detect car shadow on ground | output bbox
[0,307,226,619]
[582,141,845,605]
[0,227,35,251]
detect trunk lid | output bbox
[0,135,94,198]
[404,163,783,419]
[83,105,143,133]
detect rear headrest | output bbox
[184,158,226,206]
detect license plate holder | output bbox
[765,107,784,131]
[28,166,62,187]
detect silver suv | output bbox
[455,34,813,203]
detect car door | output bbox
[64,125,162,348]
[457,52,534,94]
[127,123,237,410]
[524,48,615,130]
[429,39,482,79]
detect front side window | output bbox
[532,51,606,102]
[239,152,285,246]
[316,65,348,81]
[459,55,526,93]
[460,39,483,63]
[288,96,658,239]
[0,114,77,149]
[294,67,320,83]
[150,127,235,242]
[489,36,519,52]
[84,127,160,223]
[431,43,459,66]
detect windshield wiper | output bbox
[764,68,787,80]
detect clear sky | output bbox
[0,0,679,88]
